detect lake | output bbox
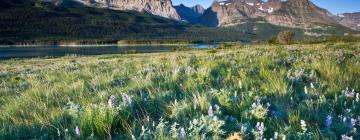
[0,44,216,59]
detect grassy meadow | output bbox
[0,43,360,139]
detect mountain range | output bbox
[332,12,360,31]
[0,0,359,44]
[73,0,359,30]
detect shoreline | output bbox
[0,43,200,48]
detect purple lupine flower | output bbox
[255,122,265,132]
[179,127,186,139]
[108,95,115,107]
[208,106,214,116]
[344,88,356,98]
[75,126,80,136]
[255,122,265,139]
[325,115,333,127]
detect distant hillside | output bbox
[333,12,360,31]
[0,0,189,44]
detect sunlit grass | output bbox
[0,43,359,139]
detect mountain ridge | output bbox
[174,4,204,23]
[197,0,339,28]
[55,0,181,20]
[0,0,358,45]
[39,0,359,31]
[333,12,360,31]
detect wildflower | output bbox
[341,135,353,140]
[214,104,220,111]
[304,86,308,94]
[179,127,186,139]
[75,126,80,136]
[250,100,269,119]
[75,104,81,111]
[91,103,97,108]
[170,122,178,138]
[108,95,115,107]
[255,122,265,133]
[342,116,348,122]
[239,80,243,89]
[300,120,307,133]
[325,115,333,127]
[343,88,356,98]
[254,122,265,140]
[273,132,279,140]
[241,124,248,133]
[122,94,132,105]
[266,102,271,108]
[310,82,315,89]
[226,133,242,140]
[208,106,214,116]
[349,118,357,128]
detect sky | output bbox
[172,0,360,14]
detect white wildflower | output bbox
[300,120,307,133]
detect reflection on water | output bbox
[188,44,217,49]
[0,44,215,59]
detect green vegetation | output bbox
[0,42,359,139]
[277,31,296,45]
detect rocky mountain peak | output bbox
[192,4,205,15]
[198,0,268,27]
[285,0,317,9]
[77,0,180,20]
[199,0,339,28]
[333,12,360,31]
[174,4,205,23]
[265,0,337,27]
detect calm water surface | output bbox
[0,44,216,59]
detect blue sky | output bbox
[172,0,360,14]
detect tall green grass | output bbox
[0,43,359,139]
